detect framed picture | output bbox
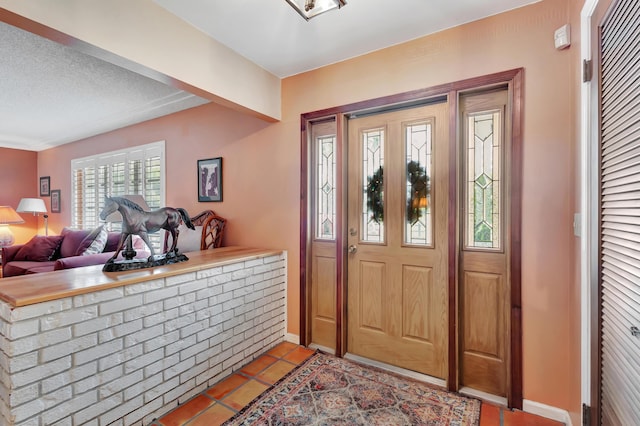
[198,157,222,202]
[40,176,50,196]
[51,190,61,213]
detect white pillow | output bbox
[81,226,109,256]
[166,224,202,253]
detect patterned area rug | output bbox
[224,352,480,425]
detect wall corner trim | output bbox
[285,333,300,344]
[523,399,572,426]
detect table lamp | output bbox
[0,206,25,247]
[17,198,48,236]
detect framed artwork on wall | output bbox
[51,190,61,213]
[40,176,50,196]
[198,157,222,202]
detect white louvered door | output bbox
[599,0,640,424]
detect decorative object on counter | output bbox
[198,157,223,202]
[51,190,61,213]
[39,176,50,196]
[17,197,48,236]
[0,206,24,248]
[99,196,195,272]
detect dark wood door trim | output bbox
[300,68,524,409]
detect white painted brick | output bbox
[211,291,233,306]
[163,378,195,404]
[139,397,167,426]
[234,301,254,317]
[179,340,209,363]
[210,309,234,327]
[166,334,196,357]
[143,308,178,329]
[163,293,196,310]
[211,273,232,285]
[124,324,163,348]
[222,279,244,294]
[221,333,244,352]
[13,356,71,388]
[74,339,123,366]
[99,369,143,399]
[244,258,265,268]
[51,417,73,426]
[99,318,142,344]
[221,262,244,273]
[74,313,123,337]
[41,306,97,332]
[177,382,207,405]
[143,287,178,305]
[126,371,163,400]
[143,330,179,354]
[179,321,206,339]
[165,272,196,286]
[42,362,97,394]
[145,375,179,404]
[113,394,148,426]
[100,294,143,316]
[196,266,222,279]
[125,279,164,295]
[41,334,97,363]
[73,393,122,425]
[179,299,207,317]
[196,323,222,344]
[178,279,209,295]
[0,303,12,322]
[6,319,39,340]
[10,327,71,356]
[99,345,143,372]
[232,286,253,299]
[13,397,46,423]
[231,269,252,280]
[222,297,244,313]
[74,364,122,394]
[222,315,245,333]
[164,313,196,333]
[124,301,163,322]
[11,299,72,322]
[124,348,164,374]
[164,357,195,381]
[73,288,123,307]
[9,383,38,407]
[222,352,244,370]
[8,352,38,374]
[144,354,179,381]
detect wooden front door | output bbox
[347,103,449,377]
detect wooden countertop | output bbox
[0,247,283,307]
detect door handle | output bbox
[348,245,357,254]
[631,326,640,338]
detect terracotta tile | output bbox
[159,395,215,426]
[240,355,278,377]
[187,403,235,426]
[480,403,501,426]
[266,342,298,358]
[206,374,249,400]
[283,346,315,365]
[503,409,564,426]
[255,360,296,384]
[222,379,269,410]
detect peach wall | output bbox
[280,0,578,413]
[0,148,39,243]
[35,0,580,415]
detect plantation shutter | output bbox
[599,1,640,424]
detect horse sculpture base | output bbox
[102,252,189,272]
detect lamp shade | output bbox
[285,0,346,20]
[0,206,25,225]
[16,198,47,214]
[103,195,150,223]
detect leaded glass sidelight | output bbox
[362,129,385,243]
[404,122,432,246]
[316,135,337,240]
[465,110,502,249]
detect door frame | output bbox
[299,68,524,408]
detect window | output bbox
[71,141,165,250]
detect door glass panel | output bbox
[316,135,337,240]
[362,129,385,243]
[404,122,432,246]
[465,110,502,250]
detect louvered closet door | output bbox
[600,0,640,424]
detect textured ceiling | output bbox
[0,22,208,152]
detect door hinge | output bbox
[583,59,593,83]
[582,403,591,426]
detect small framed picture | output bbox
[40,176,50,197]
[51,190,61,213]
[198,157,223,202]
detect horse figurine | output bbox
[99,196,194,263]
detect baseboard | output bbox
[308,343,335,355]
[459,387,507,407]
[284,333,300,344]
[523,399,572,426]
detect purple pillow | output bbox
[14,235,64,261]
[59,228,92,258]
[74,226,104,256]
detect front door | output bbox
[347,102,449,377]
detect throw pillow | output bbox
[14,235,64,261]
[166,224,203,253]
[81,226,109,256]
[74,226,105,256]
[59,227,92,258]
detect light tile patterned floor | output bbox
[152,342,564,426]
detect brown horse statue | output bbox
[99,196,194,262]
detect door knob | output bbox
[348,245,357,254]
[349,228,357,236]
[631,326,640,338]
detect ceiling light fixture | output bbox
[285,0,346,20]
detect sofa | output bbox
[1,226,147,278]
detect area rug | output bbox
[224,352,480,425]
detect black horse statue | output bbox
[99,196,194,264]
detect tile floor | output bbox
[152,342,564,426]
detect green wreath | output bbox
[366,166,384,223]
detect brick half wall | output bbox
[0,252,287,425]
